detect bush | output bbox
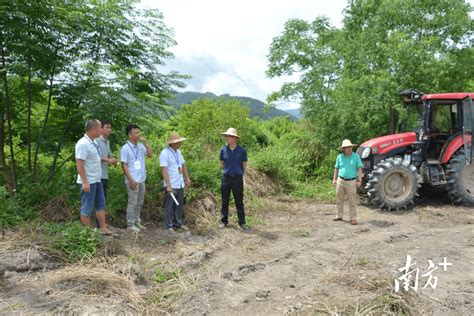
[315,150,339,179]
[44,222,100,262]
[0,186,35,228]
[251,144,299,184]
[171,98,265,152]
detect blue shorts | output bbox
[79,182,106,217]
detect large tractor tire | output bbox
[445,149,474,205]
[366,157,420,211]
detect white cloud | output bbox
[146,0,474,110]
[142,0,347,109]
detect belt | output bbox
[339,176,356,181]
[224,174,243,178]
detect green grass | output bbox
[355,257,371,267]
[290,179,335,202]
[245,215,265,227]
[153,267,183,284]
[43,222,100,262]
[293,229,310,237]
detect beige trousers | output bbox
[335,178,358,220]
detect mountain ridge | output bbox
[167,91,299,120]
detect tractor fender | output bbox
[440,134,470,164]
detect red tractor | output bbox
[357,89,473,210]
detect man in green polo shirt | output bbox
[332,139,363,225]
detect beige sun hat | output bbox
[167,132,186,144]
[338,139,356,150]
[221,127,240,139]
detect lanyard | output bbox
[168,147,181,166]
[85,135,100,157]
[127,142,139,160]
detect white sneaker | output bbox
[178,225,189,231]
[166,227,176,234]
[128,226,140,233]
[136,223,146,230]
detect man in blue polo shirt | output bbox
[219,127,249,231]
[332,139,363,225]
[120,124,153,232]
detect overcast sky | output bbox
[144,0,472,110]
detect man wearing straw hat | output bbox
[332,139,363,225]
[159,132,191,232]
[219,127,249,231]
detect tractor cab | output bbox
[400,89,473,165]
[358,89,474,210]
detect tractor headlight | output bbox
[361,147,371,159]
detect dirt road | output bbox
[1,197,473,315]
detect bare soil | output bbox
[1,196,473,315]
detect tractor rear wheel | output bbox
[366,157,420,211]
[446,149,474,205]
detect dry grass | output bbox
[143,259,199,313]
[244,168,280,197]
[38,196,75,223]
[184,169,279,236]
[45,266,152,313]
[185,192,219,235]
[355,292,419,315]
[316,271,422,315]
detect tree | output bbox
[267,0,473,148]
[0,0,185,195]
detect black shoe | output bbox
[239,224,249,231]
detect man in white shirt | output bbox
[75,119,113,235]
[159,132,191,232]
[120,124,153,232]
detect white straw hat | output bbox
[221,127,240,139]
[338,139,356,150]
[167,132,186,144]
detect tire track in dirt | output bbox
[177,200,474,315]
[1,198,472,314]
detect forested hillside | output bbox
[167,91,297,120]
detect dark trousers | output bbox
[220,175,245,225]
[163,188,185,229]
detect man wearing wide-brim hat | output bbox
[159,132,191,232]
[332,139,363,225]
[219,127,249,231]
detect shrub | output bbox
[315,150,339,179]
[251,144,298,184]
[0,186,35,228]
[44,222,100,262]
[172,98,265,152]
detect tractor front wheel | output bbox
[366,157,420,211]
[446,150,474,205]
